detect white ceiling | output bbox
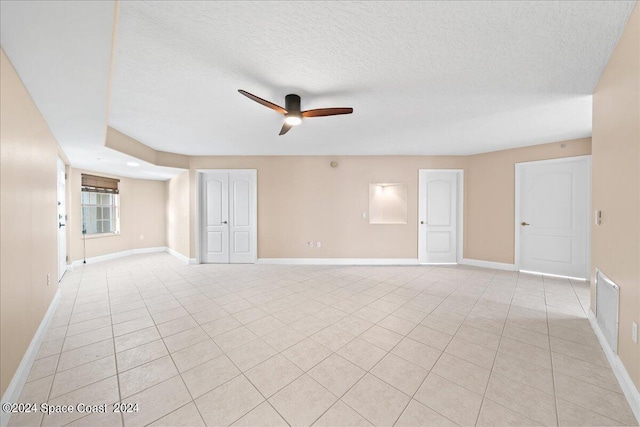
[1,1,636,180]
[109,1,635,156]
[0,0,183,179]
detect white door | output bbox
[57,157,67,281]
[517,157,590,278]
[202,172,229,263]
[201,170,257,264]
[419,170,460,263]
[228,171,255,263]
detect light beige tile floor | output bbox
[7,253,638,427]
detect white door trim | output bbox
[514,155,591,278]
[418,169,464,264]
[196,169,258,264]
[56,156,67,281]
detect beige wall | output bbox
[188,156,467,259]
[465,139,592,263]
[166,171,190,257]
[182,140,590,261]
[592,3,640,389]
[0,49,60,396]
[106,127,190,169]
[68,168,167,262]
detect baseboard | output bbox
[588,310,640,424]
[166,247,189,264]
[1,289,61,427]
[72,246,192,266]
[462,258,518,271]
[70,251,517,271]
[257,258,420,266]
[71,246,167,267]
[135,247,167,255]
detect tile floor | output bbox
[7,253,638,427]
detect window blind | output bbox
[81,174,120,194]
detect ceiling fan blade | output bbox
[238,89,287,114]
[279,122,293,135]
[302,107,353,118]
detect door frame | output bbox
[514,155,591,279]
[418,169,464,264]
[195,169,258,264]
[57,156,67,281]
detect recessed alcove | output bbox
[368,183,408,224]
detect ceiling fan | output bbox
[238,89,353,135]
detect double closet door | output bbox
[200,170,257,263]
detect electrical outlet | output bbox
[47,273,50,286]
[316,241,322,248]
[632,321,638,344]
[140,235,144,240]
[308,241,314,248]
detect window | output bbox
[81,174,120,235]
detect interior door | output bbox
[202,172,230,263]
[57,157,67,280]
[518,157,590,278]
[229,171,255,263]
[201,170,257,264]
[419,171,458,263]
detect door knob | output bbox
[420,221,425,224]
[222,221,228,224]
[521,222,530,226]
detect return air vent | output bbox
[595,269,619,354]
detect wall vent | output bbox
[595,269,619,354]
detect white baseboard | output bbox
[258,258,519,270]
[166,247,190,264]
[588,310,640,424]
[1,289,61,427]
[72,246,193,266]
[257,258,420,266]
[71,246,167,267]
[462,258,518,271]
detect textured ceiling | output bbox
[109,1,636,156]
[1,1,635,179]
[0,1,183,179]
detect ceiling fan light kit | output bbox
[238,89,353,135]
[283,94,302,127]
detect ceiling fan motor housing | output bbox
[285,94,301,113]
